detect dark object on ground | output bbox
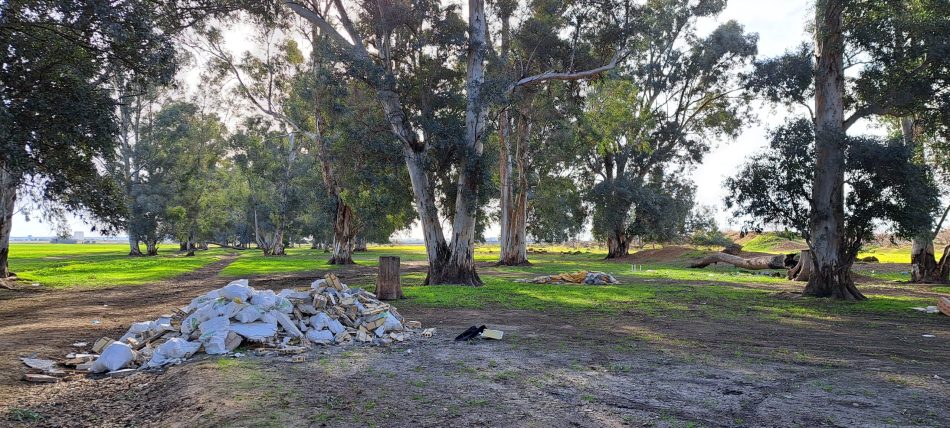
[376,256,404,300]
[859,255,879,263]
[455,325,486,342]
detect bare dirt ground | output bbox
[1,258,949,427]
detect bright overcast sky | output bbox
[14,0,879,239]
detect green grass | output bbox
[7,243,227,288]
[7,242,937,322]
[740,234,807,253]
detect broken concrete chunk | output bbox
[306,329,334,344]
[421,328,436,338]
[404,321,422,330]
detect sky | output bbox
[11,0,870,239]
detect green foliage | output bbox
[582,3,757,249]
[726,119,940,259]
[527,176,587,243]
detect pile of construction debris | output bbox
[516,271,620,285]
[22,274,423,381]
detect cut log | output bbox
[689,253,788,270]
[375,256,404,300]
[787,250,812,282]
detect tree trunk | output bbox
[328,198,355,264]
[805,0,864,300]
[375,256,404,300]
[354,236,367,252]
[185,230,196,257]
[689,253,789,270]
[901,117,950,283]
[430,0,489,286]
[128,234,143,257]
[145,240,159,256]
[0,168,16,279]
[179,241,188,252]
[404,147,450,284]
[788,250,813,281]
[497,109,531,266]
[606,229,630,259]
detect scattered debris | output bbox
[923,334,936,338]
[517,271,620,285]
[912,306,940,314]
[63,275,422,376]
[480,329,504,340]
[421,328,435,338]
[940,296,950,317]
[71,342,88,348]
[23,374,59,383]
[20,357,56,372]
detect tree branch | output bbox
[507,49,620,93]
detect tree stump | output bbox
[787,250,812,282]
[376,256,404,300]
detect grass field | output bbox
[5,241,937,320]
[6,243,228,288]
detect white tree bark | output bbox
[0,167,16,278]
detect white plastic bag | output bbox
[219,279,253,302]
[199,316,231,354]
[90,342,135,373]
[146,338,201,368]
[230,322,278,341]
[234,305,263,323]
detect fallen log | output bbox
[689,252,792,270]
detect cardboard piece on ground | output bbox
[480,329,504,340]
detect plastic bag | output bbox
[219,279,253,302]
[234,305,263,323]
[230,321,277,341]
[198,316,231,354]
[146,338,201,368]
[90,342,135,373]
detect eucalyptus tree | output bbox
[726,119,939,295]
[747,0,950,297]
[230,125,316,256]
[0,0,271,278]
[582,2,757,258]
[491,0,626,266]
[282,0,631,284]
